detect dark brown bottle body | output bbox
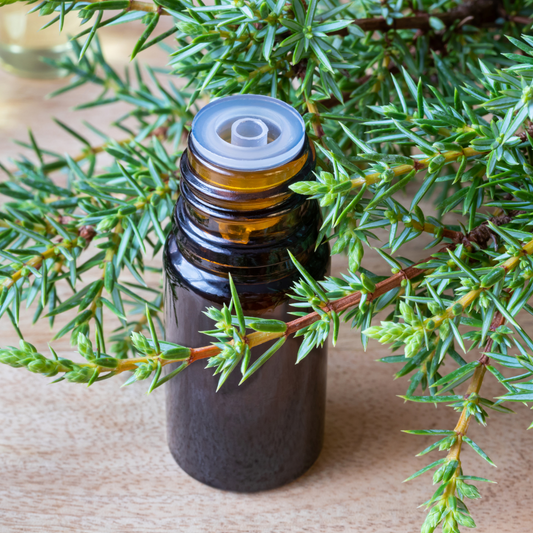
[164,137,329,492]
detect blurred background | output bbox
[0,2,82,78]
[0,11,175,169]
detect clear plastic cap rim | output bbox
[190,94,306,171]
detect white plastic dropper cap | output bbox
[190,95,305,171]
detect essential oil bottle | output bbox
[164,95,329,492]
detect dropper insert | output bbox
[231,118,268,147]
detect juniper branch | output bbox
[335,0,507,36]
[190,231,533,364]
[415,311,506,532]
[349,147,484,191]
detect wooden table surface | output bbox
[0,23,532,533]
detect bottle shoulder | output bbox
[164,233,330,312]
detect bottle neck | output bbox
[172,137,318,280]
[183,136,315,211]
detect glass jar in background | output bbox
[0,3,78,78]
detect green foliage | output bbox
[0,325,190,390]
[202,274,288,387]
[3,0,533,530]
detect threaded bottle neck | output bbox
[172,136,318,279]
[182,136,315,211]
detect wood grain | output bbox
[0,22,532,533]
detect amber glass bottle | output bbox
[164,95,329,492]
